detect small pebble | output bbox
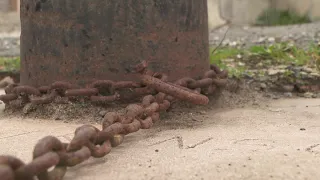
[229,41,237,47]
[302,67,313,73]
[300,71,308,77]
[310,72,320,77]
[257,37,266,43]
[257,62,264,68]
[260,83,267,89]
[198,111,207,115]
[272,95,280,99]
[55,116,63,121]
[23,103,34,115]
[284,92,293,97]
[268,37,275,43]
[300,128,306,131]
[277,65,287,69]
[282,85,294,92]
[99,110,107,117]
[268,69,282,76]
[303,92,314,98]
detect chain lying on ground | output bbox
[0,61,228,180]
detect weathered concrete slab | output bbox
[0,94,320,179]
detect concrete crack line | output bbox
[306,144,320,152]
[148,137,176,146]
[233,138,261,144]
[149,136,184,149]
[186,137,213,149]
[233,139,275,147]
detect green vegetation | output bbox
[0,43,319,80]
[255,8,311,26]
[0,57,20,72]
[247,42,320,65]
[210,42,320,78]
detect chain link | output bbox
[0,61,228,180]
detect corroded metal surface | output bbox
[0,62,228,180]
[20,0,210,87]
[0,61,227,107]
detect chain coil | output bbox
[0,61,228,180]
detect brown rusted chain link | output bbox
[0,61,228,180]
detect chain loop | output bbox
[141,75,209,105]
[0,62,228,180]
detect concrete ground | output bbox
[0,90,319,180]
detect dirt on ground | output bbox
[0,79,267,123]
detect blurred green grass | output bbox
[0,57,20,72]
[210,42,320,77]
[255,8,311,26]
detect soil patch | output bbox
[0,80,270,125]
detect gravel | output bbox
[210,21,320,48]
[0,37,20,57]
[0,12,20,57]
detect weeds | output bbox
[255,8,311,26]
[0,57,20,72]
[210,42,320,78]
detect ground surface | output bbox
[210,22,320,48]
[0,89,320,180]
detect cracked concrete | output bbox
[0,88,320,179]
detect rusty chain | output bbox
[0,61,228,180]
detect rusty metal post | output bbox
[20,0,210,87]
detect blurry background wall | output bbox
[1,0,319,31]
